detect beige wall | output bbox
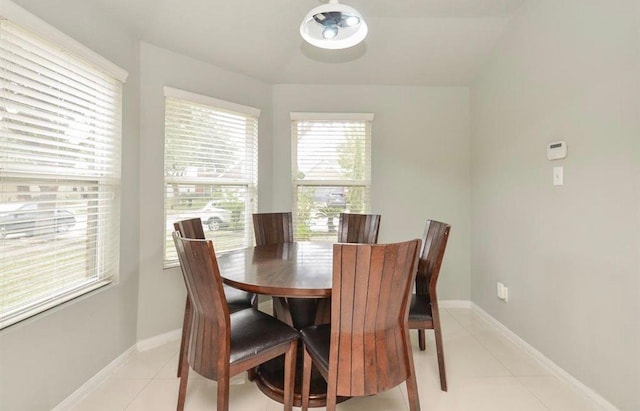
[272,85,471,300]
[470,1,640,409]
[137,43,274,339]
[0,1,141,410]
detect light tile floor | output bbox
[66,307,601,411]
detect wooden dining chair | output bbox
[173,218,255,379]
[173,233,299,411]
[408,219,451,391]
[300,239,422,411]
[252,212,294,245]
[337,212,381,244]
[253,211,308,324]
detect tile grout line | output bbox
[121,378,156,411]
[122,344,182,409]
[443,307,552,411]
[469,305,619,411]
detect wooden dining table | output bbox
[216,241,345,408]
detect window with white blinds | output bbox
[291,112,373,241]
[163,87,258,267]
[0,19,126,329]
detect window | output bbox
[0,18,127,329]
[163,87,259,267]
[291,112,373,241]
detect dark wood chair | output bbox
[173,233,299,411]
[300,239,422,411]
[252,212,294,245]
[408,219,451,391]
[337,212,381,244]
[173,218,255,379]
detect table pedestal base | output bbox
[255,297,347,407]
[254,356,348,408]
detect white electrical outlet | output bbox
[497,282,509,301]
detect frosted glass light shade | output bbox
[299,0,368,50]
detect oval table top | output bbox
[216,241,333,298]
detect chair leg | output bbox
[247,368,256,381]
[301,349,312,411]
[326,381,337,411]
[177,297,191,378]
[405,372,421,411]
[176,356,190,411]
[325,363,338,411]
[283,340,298,411]
[433,315,447,391]
[418,329,426,351]
[217,375,230,411]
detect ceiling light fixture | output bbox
[300,0,368,50]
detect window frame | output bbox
[162,87,260,268]
[0,5,127,329]
[290,112,373,241]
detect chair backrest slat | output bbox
[337,213,381,244]
[416,220,451,296]
[253,212,294,246]
[174,217,206,240]
[172,233,230,380]
[330,239,420,397]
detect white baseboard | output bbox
[52,345,137,411]
[53,330,182,410]
[470,303,619,411]
[439,299,472,309]
[136,328,181,351]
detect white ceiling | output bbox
[83,0,526,86]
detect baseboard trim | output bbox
[53,330,182,410]
[439,299,472,309]
[136,328,181,351]
[471,303,619,411]
[51,345,137,411]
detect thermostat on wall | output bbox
[547,141,567,160]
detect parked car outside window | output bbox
[199,200,232,231]
[326,192,346,208]
[0,203,76,239]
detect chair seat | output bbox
[299,324,331,374]
[224,285,254,313]
[230,309,299,364]
[408,294,433,322]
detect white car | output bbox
[199,201,232,231]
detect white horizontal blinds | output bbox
[0,20,123,329]
[292,114,372,242]
[0,21,121,178]
[164,94,258,267]
[295,120,371,182]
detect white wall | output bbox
[273,85,471,300]
[470,1,640,410]
[137,43,274,339]
[0,1,140,410]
